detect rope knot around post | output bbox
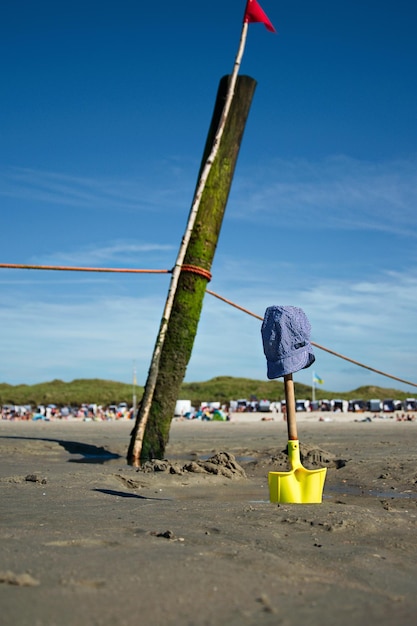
[180,264,212,282]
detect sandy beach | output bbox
[1,413,416,626]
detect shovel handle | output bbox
[284,374,298,441]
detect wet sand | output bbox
[1,414,416,626]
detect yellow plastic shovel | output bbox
[268,374,327,504]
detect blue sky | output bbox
[1,0,417,394]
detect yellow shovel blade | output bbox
[268,440,327,504]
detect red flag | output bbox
[244,0,276,33]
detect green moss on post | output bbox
[129,75,257,461]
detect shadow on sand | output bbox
[93,488,171,501]
[0,435,123,464]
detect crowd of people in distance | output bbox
[176,406,231,421]
[2,401,416,423]
[1,403,135,422]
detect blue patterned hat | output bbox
[261,305,315,379]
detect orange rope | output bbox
[0,262,212,280]
[0,263,170,274]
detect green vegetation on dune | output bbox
[0,379,139,408]
[0,376,415,408]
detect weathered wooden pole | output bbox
[127,74,257,463]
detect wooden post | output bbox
[127,75,257,464]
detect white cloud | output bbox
[1,154,417,392]
[232,155,417,236]
[0,293,165,385]
[1,265,417,392]
[194,267,417,393]
[31,241,176,267]
[0,165,193,214]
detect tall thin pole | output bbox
[129,22,250,465]
[132,361,137,414]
